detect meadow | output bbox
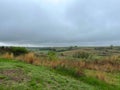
[0,46,120,90]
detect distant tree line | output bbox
[38,46,78,52]
[0,46,28,56]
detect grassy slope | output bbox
[0,58,94,90]
[0,58,120,90]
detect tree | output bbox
[110,45,113,49]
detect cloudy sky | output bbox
[0,0,120,47]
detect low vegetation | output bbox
[0,46,120,90]
[1,58,95,90]
[73,51,92,59]
[0,47,28,56]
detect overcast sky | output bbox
[0,0,120,47]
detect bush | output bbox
[47,51,57,60]
[10,47,28,56]
[23,52,37,64]
[73,51,92,59]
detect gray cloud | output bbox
[66,0,120,42]
[0,0,120,46]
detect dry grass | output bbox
[23,52,37,64]
[83,55,120,72]
[1,52,120,73]
[85,62,120,72]
[1,52,120,79]
[85,70,108,83]
[2,52,14,59]
[85,70,119,85]
[95,71,107,82]
[16,52,41,65]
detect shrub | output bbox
[60,53,64,56]
[73,51,92,59]
[47,51,57,60]
[23,52,37,64]
[10,47,28,56]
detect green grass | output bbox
[53,66,120,90]
[0,58,95,90]
[0,58,120,90]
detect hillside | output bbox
[0,47,120,90]
[0,58,95,90]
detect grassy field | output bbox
[0,46,120,90]
[0,58,96,90]
[0,58,120,90]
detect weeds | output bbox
[73,51,92,59]
[1,50,120,90]
[2,52,14,59]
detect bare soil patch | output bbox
[0,68,30,84]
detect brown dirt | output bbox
[0,68,30,84]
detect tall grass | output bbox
[16,52,41,65]
[1,51,120,89]
[85,56,120,72]
[1,52,120,73]
[2,52,14,59]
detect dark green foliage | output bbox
[0,47,10,54]
[110,45,114,49]
[0,46,28,56]
[10,47,28,56]
[60,53,64,56]
[54,66,84,77]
